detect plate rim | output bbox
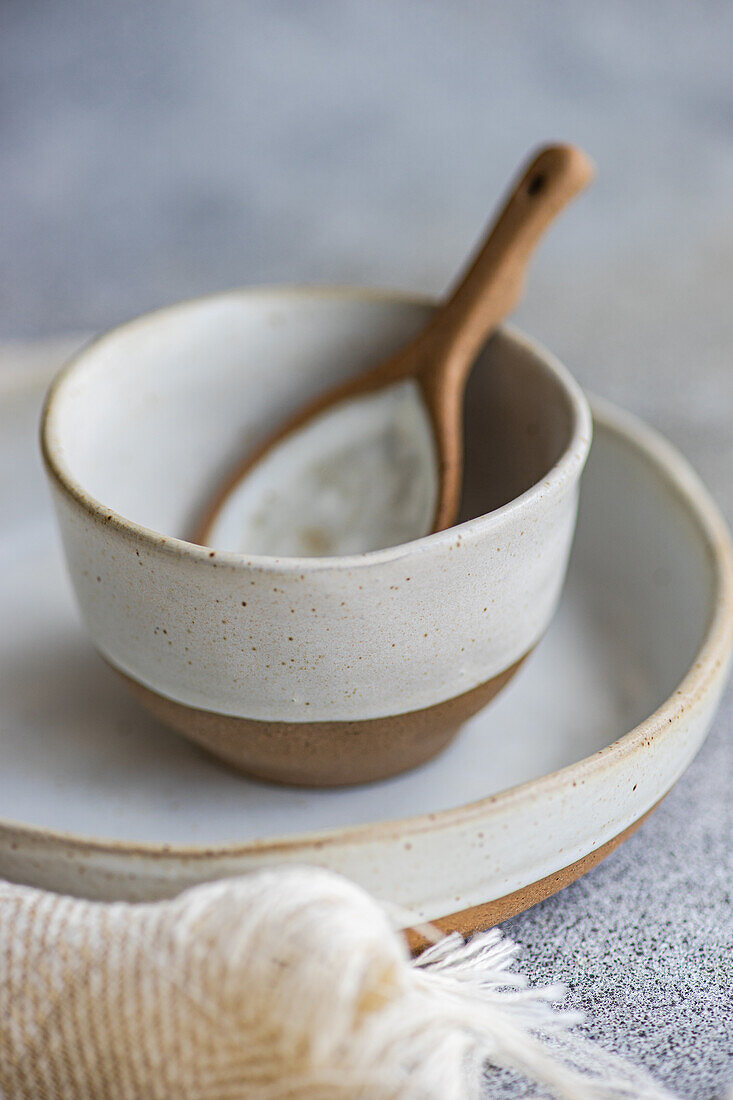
[1,329,732,862]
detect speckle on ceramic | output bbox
[40,288,592,784]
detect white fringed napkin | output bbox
[0,866,676,1099]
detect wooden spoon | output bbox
[196,144,594,554]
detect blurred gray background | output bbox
[2,2,732,1095]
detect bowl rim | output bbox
[39,284,593,573]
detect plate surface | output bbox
[0,340,731,928]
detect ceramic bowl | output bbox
[40,288,592,785]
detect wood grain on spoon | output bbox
[195,144,594,546]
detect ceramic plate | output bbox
[0,340,731,933]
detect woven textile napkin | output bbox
[0,865,677,1099]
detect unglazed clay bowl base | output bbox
[40,288,591,785]
[119,656,527,786]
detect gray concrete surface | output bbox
[1,2,732,1095]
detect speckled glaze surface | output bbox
[40,289,592,783]
[1,336,732,926]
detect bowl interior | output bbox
[46,291,577,549]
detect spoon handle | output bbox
[420,144,594,382]
[419,144,593,533]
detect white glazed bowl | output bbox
[41,288,592,785]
